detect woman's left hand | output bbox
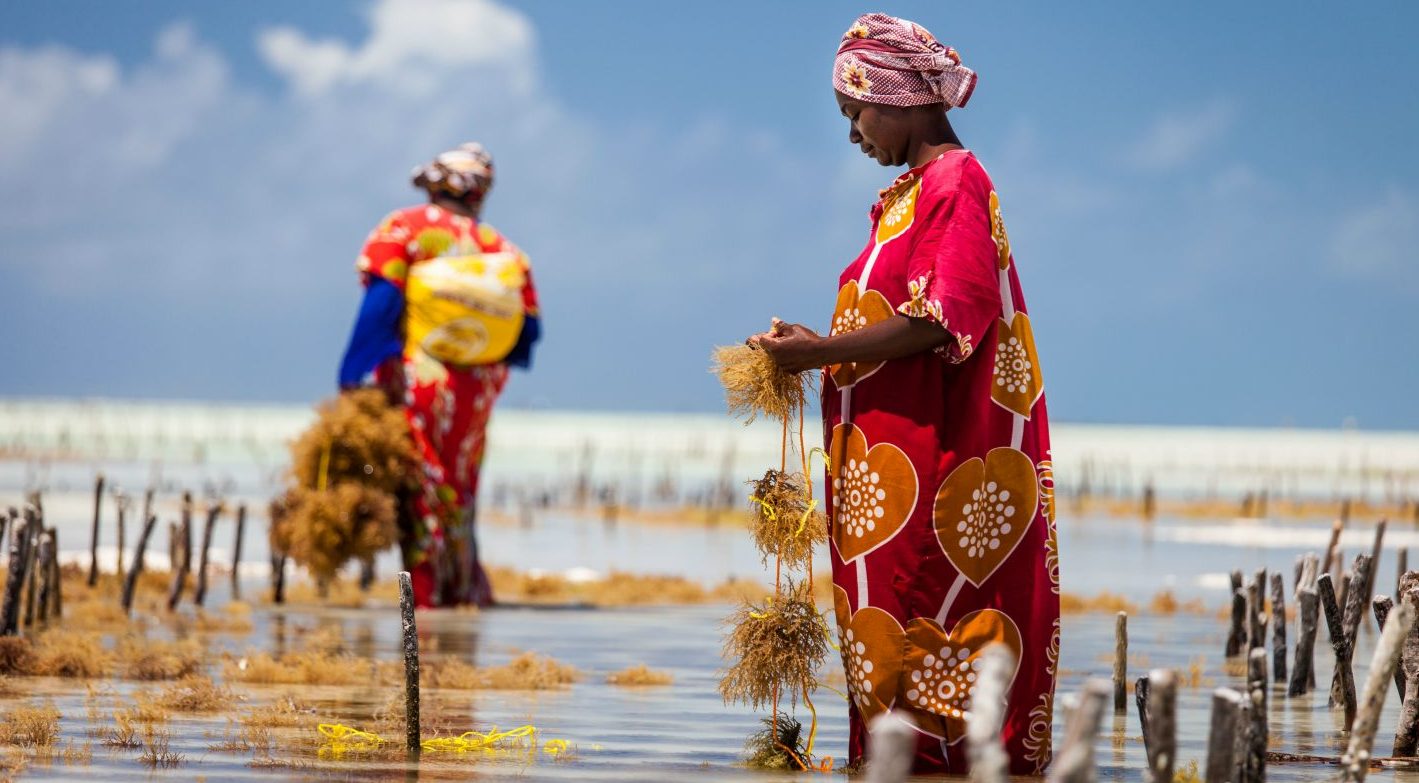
[751,319,827,373]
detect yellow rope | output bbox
[315,723,568,758]
[748,494,777,520]
[316,442,332,492]
[793,499,818,537]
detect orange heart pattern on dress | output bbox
[875,177,923,244]
[833,585,906,724]
[828,282,896,388]
[989,312,1044,418]
[899,609,1022,742]
[988,190,1011,270]
[829,423,919,563]
[932,447,1039,587]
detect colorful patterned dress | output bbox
[824,150,1058,774]
[350,203,540,608]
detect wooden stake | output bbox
[1324,518,1345,576]
[866,712,917,783]
[230,502,246,600]
[1227,585,1248,658]
[193,501,220,607]
[1394,582,1419,757]
[1289,586,1318,697]
[1205,688,1246,783]
[271,551,288,605]
[1247,569,1266,653]
[115,493,127,581]
[1145,669,1177,783]
[1244,648,1267,783]
[121,513,158,616]
[1319,573,1358,730]
[34,531,53,624]
[21,507,41,630]
[1271,573,1287,683]
[1334,555,1373,707]
[166,493,192,611]
[1366,520,1388,614]
[1400,548,1410,597]
[1135,674,1151,746]
[1343,598,1414,782]
[965,645,1014,783]
[87,474,104,587]
[1375,595,1405,701]
[1114,611,1128,713]
[45,527,60,620]
[398,571,421,756]
[0,520,28,635]
[1047,679,1111,783]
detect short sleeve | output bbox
[896,189,1001,363]
[356,211,414,289]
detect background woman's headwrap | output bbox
[833,13,976,109]
[411,142,495,201]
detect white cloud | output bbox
[1330,188,1419,285]
[257,0,535,96]
[1125,101,1234,172]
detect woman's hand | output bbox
[751,319,827,373]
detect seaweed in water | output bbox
[743,715,809,771]
[718,580,827,711]
[712,344,812,424]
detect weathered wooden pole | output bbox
[1375,595,1405,700]
[1289,584,1318,697]
[165,493,192,611]
[1144,669,1177,783]
[0,509,11,572]
[229,502,246,600]
[114,493,128,581]
[1393,582,1419,757]
[398,571,421,757]
[1323,518,1345,574]
[866,712,917,783]
[1244,648,1267,783]
[1204,688,1246,783]
[271,551,288,605]
[1270,572,1287,682]
[20,507,41,630]
[34,531,53,624]
[1400,548,1410,597]
[1047,679,1110,783]
[1227,584,1248,658]
[121,513,158,616]
[1135,675,1151,744]
[0,520,28,635]
[965,645,1014,783]
[1343,598,1414,782]
[45,527,60,620]
[193,501,220,606]
[1342,555,1373,649]
[1319,573,1358,729]
[1114,612,1128,713]
[1247,569,1266,653]
[87,473,104,587]
[1365,520,1387,612]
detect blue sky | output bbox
[2,1,1416,428]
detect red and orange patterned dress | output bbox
[357,203,539,608]
[824,150,1058,774]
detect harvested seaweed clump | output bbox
[719,580,827,710]
[747,470,826,569]
[713,344,811,424]
[605,664,672,687]
[270,388,414,590]
[743,715,809,771]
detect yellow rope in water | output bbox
[316,442,332,492]
[316,723,569,759]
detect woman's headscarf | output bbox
[411,142,495,201]
[833,13,976,109]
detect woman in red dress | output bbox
[755,14,1058,775]
[340,143,541,608]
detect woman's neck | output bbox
[906,116,963,168]
[431,196,480,220]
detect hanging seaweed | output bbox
[712,344,812,424]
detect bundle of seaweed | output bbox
[712,344,811,424]
[718,580,827,710]
[605,664,672,687]
[743,715,810,771]
[423,652,579,691]
[747,470,826,569]
[270,389,415,590]
[269,485,397,589]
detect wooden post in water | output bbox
[1247,570,1266,653]
[1323,518,1345,577]
[965,645,1014,783]
[1366,521,1387,613]
[1393,582,1419,757]
[1270,573,1287,682]
[1400,549,1410,597]
[1114,612,1128,713]
[1319,573,1358,729]
[1289,584,1318,696]
[1244,649,1267,783]
[1135,675,1151,744]
[230,502,246,600]
[1047,679,1110,783]
[34,531,53,624]
[1144,669,1176,783]
[0,509,11,572]
[398,571,421,757]
[1375,595,1405,700]
[166,494,192,611]
[193,501,220,606]
[271,551,288,605]
[1335,555,1373,707]
[0,521,27,635]
[121,513,158,616]
[45,528,60,620]
[114,493,128,581]
[1227,583,1247,658]
[866,712,916,783]
[87,473,104,587]
[1342,598,1414,782]
[21,508,41,630]
[1204,688,1245,783]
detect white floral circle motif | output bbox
[842,628,876,710]
[833,457,887,539]
[881,188,916,231]
[994,335,1032,393]
[904,645,980,719]
[955,479,1016,558]
[832,306,870,335]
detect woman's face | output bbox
[836,91,910,167]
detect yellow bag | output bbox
[403,251,527,366]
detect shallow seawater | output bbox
[5,459,1419,779]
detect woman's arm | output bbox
[751,315,949,373]
[338,277,405,388]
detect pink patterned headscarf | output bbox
[411,142,495,201]
[833,14,976,109]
